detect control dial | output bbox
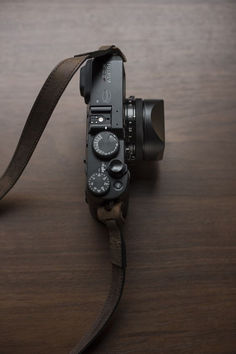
[88,172,110,196]
[93,131,119,159]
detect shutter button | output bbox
[107,159,127,178]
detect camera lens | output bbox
[142,99,165,160]
[125,97,165,161]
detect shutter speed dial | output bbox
[88,172,110,196]
[93,131,119,159]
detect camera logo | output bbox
[102,88,111,103]
[102,63,112,83]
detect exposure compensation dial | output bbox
[88,172,110,196]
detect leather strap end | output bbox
[97,203,126,269]
[106,219,127,269]
[74,45,127,62]
[97,202,125,225]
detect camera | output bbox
[80,52,165,218]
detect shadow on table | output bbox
[0,196,33,217]
[129,161,160,194]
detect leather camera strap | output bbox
[0,46,127,353]
[0,45,126,202]
[70,202,126,353]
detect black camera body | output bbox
[80,53,165,219]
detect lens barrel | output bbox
[125,97,165,161]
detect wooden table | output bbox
[0,1,235,353]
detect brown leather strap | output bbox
[0,46,127,353]
[70,203,126,353]
[0,45,125,201]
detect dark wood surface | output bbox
[0,1,236,353]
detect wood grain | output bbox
[0,1,236,353]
